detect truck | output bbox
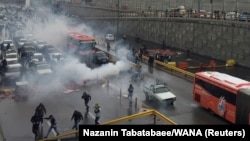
[143,81,176,105]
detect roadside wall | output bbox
[62,4,250,68]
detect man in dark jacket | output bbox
[35,103,46,124]
[128,84,134,103]
[31,112,42,139]
[44,115,59,138]
[71,110,83,130]
[81,92,91,111]
[1,58,7,72]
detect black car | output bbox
[93,51,109,64]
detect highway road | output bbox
[0,57,229,141]
[0,7,231,141]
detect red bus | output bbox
[67,31,97,62]
[193,71,250,124]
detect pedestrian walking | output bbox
[94,103,101,125]
[81,92,91,111]
[71,110,83,130]
[31,112,42,139]
[128,84,134,103]
[44,115,59,138]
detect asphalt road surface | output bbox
[0,59,229,141]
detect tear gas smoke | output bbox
[22,9,132,101]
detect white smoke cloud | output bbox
[21,10,132,102]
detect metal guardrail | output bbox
[101,109,177,125]
[37,130,78,141]
[141,55,195,81]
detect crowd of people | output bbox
[30,90,102,140]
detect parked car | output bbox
[105,34,115,42]
[235,12,250,21]
[93,51,109,64]
[192,10,207,18]
[225,12,240,20]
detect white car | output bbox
[4,64,22,80]
[2,40,14,48]
[105,34,115,42]
[31,52,46,63]
[6,58,21,67]
[18,38,28,48]
[35,40,48,51]
[36,63,53,75]
[225,12,240,20]
[49,52,65,62]
[5,53,18,59]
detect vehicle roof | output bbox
[8,63,22,67]
[3,39,13,42]
[34,52,43,55]
[16,81,29,86]
[6,58,18,61]
[7,64,22,68]
[68,31,95,41]
[6,52,17,55]
[196,71,250,89]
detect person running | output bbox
[44,115,59,138]
[71,110,83,130]
[81,92,91,111]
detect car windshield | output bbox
[154,86,170,93]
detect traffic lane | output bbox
[0,81,148,141]
[108,63,230,124]
[0,62,228,141]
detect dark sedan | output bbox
[92,51,109,64]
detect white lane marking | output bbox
[88,112,95,119]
